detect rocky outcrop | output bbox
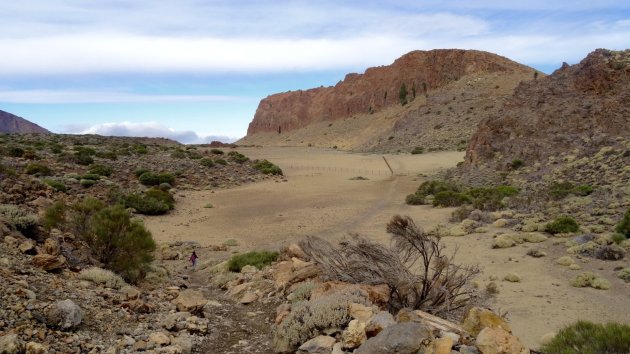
[466,49,630,167]
[0,110,50,134]
[242,49,536,151]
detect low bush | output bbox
[616,208,630,238]
[43,179,67,192]
[0,204,38,236]
[406,180,461,205]
[138,171,175,186]
[540,320,630,354]
[25,163,52,176]
[78,267,127,289]
[120,189,174,215]
[550,181,594,199]
[469,186,519,211]
[210,149,224,155]
[411,147,424,155]
[252,159,283,175]
[170,149,186,159]
[89,163,113,177]
[134,168,150,178]
[227,251,279,272]
[545,216,579,234]
[7,146,25,157]
[510,159,524,169]
[0,161,16,176]
[81,173,100,181]
[95,150,117,160]
[42,201,67,230]
[80,179,97,187]
[200,158,215,168]
[214,158,227,165]
[433,191,472,207]
[133,144,148,155]
[74,151,94,165]
[227,151,249,163]
[70,197,105,241]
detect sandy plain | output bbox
[143,147,630,349]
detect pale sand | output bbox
[143,147,630,349]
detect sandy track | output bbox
[143,147,630,349]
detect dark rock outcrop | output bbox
[0,110,50,134]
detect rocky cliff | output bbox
[241,49,537,151]
[0,109,50,134]
[466,49,630,168]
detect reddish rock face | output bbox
[466,49,630,166]
[246,49,531,136]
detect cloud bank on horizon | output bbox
[0,0,629,142]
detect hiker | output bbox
[190,251,198,270]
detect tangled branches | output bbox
[299,215,480,318]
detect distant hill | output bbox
[239,49,539,152]
[0,109,50,134]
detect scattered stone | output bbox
[32,254,67,272]
[19,240,36,254]
[462,307,511,337]
[148,332,171,347]
[365,311,396,337]
[355,322,433,354]
[503,273,521,282]
[350,303,374,322]
[171,290,206,314]
[0,334,24,354]
[25,341,47,354]
[433,336,454,354]
[342,319,367,349]
[298,335,336,354]
[475,327,528,354]
[46,299,83,330]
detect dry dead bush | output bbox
[299,215,480,318]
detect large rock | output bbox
[476,327,528,354]
[148,332,171,347]
[298,335,336,354]
[45,299,83,330]
[365,311,396,337]
[25,342,47,354]
[355,322,434,354]
[0,334,24,354]
[19,240,36,254]
[310,281,390,307]
[462,307,511,337]
[43,238,60,256]
[342,319,367,349]
[350,303,374,322]
[171,290,206,314]
[32,254,66,272]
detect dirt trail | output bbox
[144,147,630,350]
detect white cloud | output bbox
[69,122,237,144]
[0,89,242,104]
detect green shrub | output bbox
[200,158,215,168]
[252,159,283,175]
[42,201,67,230]
[81,173,100,181]
[138,171,175,186]
[540,320,630,354]
[84,205,156,283]
[25,163,51,176]
[0,204,38,236]
[70,197,105,240]
[170,149,186,159]
[74,151,94,165]
[186,151,203,159]
[411,147,424,155]
[615,208,630,238]
[227,251,279,272]
[215,158,227,165]
[0,162,16,176]
[43,179,67,192]
[22,149,38,160]
[469,185,518,211]
[432,191,472,207]
[80,179,97,187]
[227,151,249,163]
[95,150,117,160]
[49,144,63,154]
[550,182,594,199]
[134,168,150,178]
[89,163,113,177]
[572,185,594,196]
[510,159,524,169]
[210,149,224,155]
[7,146,24,157]
[417,180,460,197]
[405,193,425,205]
[545,216,579,234]
[118,188,174,215]
[133,144,148,155]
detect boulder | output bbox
[148,332,171,347]
[185,316,209,334]
[365,311,396,337]
[310,281,390,307]
[0,334,24,354]
[462,307,511,337]
[350,303,373,322]
[46,299,83,330]
[286,243,309,260]
[43,238,60,256]
[32,254,66,272]
[25,342,47,354]
[433,337,454,354]
[342,319,367,349]
[162,312,190,331]
[19,240,36,254]
[475,327,528,354]
[239,291,259,304]
[298,335,336,354]
[355,322,433,354]
[171,290,206,314]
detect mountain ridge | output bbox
[0,109,50,134]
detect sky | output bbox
[1,1,629,143]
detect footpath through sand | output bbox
[144,147,630,350]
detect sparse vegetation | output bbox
[545,216,579,234]
[78,267,127,289]
[25,162,51,176]
[550,181,594,199]
[411,146,424,154]
[200,158,215,168]
[510,159,524,169]
[227,251,279,272]
[43,178,67,192]
[0,204,38,236]
[227,151,249,163]
[138,171,175,186]
[88,163,113,177]
[119,189,174,215]
[540,320,630,354]
[42,201,67,230]
[210,149,224,155]
[616,208,630,238]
